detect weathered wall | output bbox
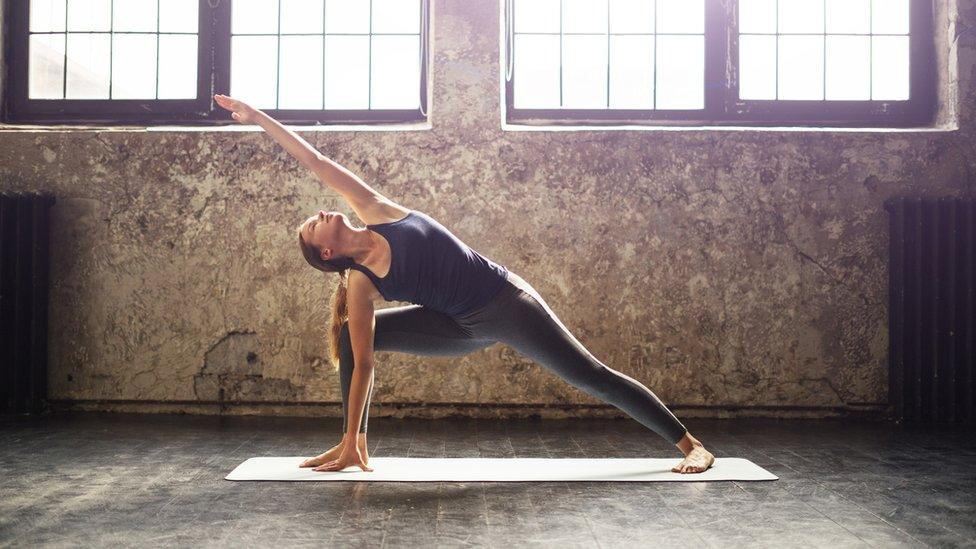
[1,1,973,422]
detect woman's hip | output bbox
[453,271,559,341]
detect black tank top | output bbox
[348,210,510,317]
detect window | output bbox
[504,0,935,127]
[4,0,430,125]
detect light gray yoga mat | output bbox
[225,457,778,482]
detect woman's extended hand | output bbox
[312,443,373,472]
[213,93,258,124]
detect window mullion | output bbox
[704,0,730,120]
[211,0,232,120]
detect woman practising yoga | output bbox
[215,93,715,475]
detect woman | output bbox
[214,94,715,475]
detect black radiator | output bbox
[885,196,975,424]
[1,192,56,414]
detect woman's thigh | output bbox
[471,278,609,390]
[372,304,496,357]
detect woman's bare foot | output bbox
[299,435,369,468]
[671,431,715,474]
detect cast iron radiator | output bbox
[1,192,56,414]
[885,196,975,424]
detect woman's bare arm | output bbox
[213,94,387,216]
[343,273,377,438]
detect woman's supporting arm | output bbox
[344,360,374,438]
[343,274,378,439]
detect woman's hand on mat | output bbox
[312,442,373,472]
[213,94,258,124]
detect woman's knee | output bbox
[524,343,610,395]
[567,362,614,397]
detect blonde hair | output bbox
[295,222,356,372]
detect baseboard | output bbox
[35,398,891,420]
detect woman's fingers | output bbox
[313,459,340,471]
[213,94,238,110]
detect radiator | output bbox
[885,196,975,424]
[0,192,56,414]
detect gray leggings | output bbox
[339,271,689,445]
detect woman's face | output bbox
[301,210,349,261]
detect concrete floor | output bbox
[1,412,974,548]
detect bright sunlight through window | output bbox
[230,0,422,111]
[512,0,706,111]
[739,0,910,101]
[27,0,199,100]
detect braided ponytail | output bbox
[327,269,350,371]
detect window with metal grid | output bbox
[503,0,935,127]
[4,0,430,125]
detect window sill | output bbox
[0,122,433,133]
[500,121,959,133]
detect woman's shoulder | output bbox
[364,200,413,226]
[347,267,384,301]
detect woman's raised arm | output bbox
[213,94,385,212]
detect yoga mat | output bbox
[225,457,778,482]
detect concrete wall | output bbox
[1,1,973,422]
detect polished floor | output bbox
[1,412,974,548]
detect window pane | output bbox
[656,35,703,109]
[325,0,370,33]
[656,0,703,34]
[562,34,607,108]
[67,0,111,31]
[872,35,909,99]
[65,32,110,98]
[563,0,608,34]
[370,35,420,108]
[872,0,909,34]
[739,34,776,99]
[112,0,156,33]
[111,33,156,99]
[513,0,559,34]
[30,0,67,32]
[825,0,870,34]
[324,35,369,108]
[739,0,775,34]
[232,0,278,34]
[825,35,869,100]
[231,36,278,109]
[278,35,323,108]
[778,0,824,34]
[372,0,420,34]
[28,33,66,98]
[513,34,559,108]
[281,0,324,34]
[609,0,653,34]
[157,34,197,99]
[159,0,198,33]
[609,35,653,108]
[777,35,823,99]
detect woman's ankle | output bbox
[675,431,702,456]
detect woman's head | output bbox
[295,209,361,372]
[297,210,356,269]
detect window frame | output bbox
[2,0,431,126]
[504,0,936,128]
